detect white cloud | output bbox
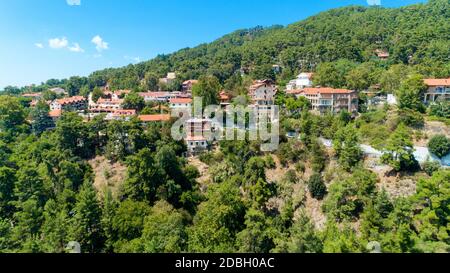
[66,0,81,6]
[91,35,109,52]
[367,0,381,6]
[35,43,44,49]
[49,37,69,49]
[68,43,84,53]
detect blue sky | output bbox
[0,0,426,89]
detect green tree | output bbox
[323,168,377,222]
[30,100,54,135]
[333,125,363,171]
[91,87,104,103]
[308,173,327,200]
[428,135,450,159]
[273,212,322,253]
[397,74,427,113]
[192,75,221,106]
[381,123,419,172]
[188,181,245,253]
[122,92,145,111]
[139,201,187,253]
[0,95,27,134]
[69,181,104,253]
[236,208,275,253]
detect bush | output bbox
[308,173,327,200]
[295,162,306,174]
[428,135,450,158]
[422,161,441,176]
[397,109,424,128]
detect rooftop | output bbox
[138,114,171,122]
[424,78,450,87]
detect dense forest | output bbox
[0,0,449,253]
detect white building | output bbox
[423,78,450,104]
[286,73,314,91]
[169,98,193,110]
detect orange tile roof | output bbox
[183,80,199,85]
[138,114,171,122]
[424,78,450,86]
[297,87,355,95]
[56,96,86,105]
[49,109,62,118]
[170,98,193,104]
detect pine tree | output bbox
[69,181,104,253]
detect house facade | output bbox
[288,87,358,115]
[423,78,450,103]
[286,73,314,91]
[50,96,87,111]
[169,98,193,110]
[185,118,212,154]
[182,80,198,93]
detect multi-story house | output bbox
[249,79,277,106]
[185,118,212,154]
[423,78,450,104]
[139,92,178,103]
[50,96,87,111]
[182,80,198,93]
[286,73,314,91]
[288,87,358,115]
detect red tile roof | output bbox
[183,80,199,85]
[170,98,193,104]
[424,78,450,86]
[56,96,86,105]
[138,114,171,122]
[288,87,355,95]
[49,109,62,118]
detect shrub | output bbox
[422,161,441,176]
[428,135,450,158]
[308,173,327,200]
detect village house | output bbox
[249,80,277,107]
[375,49,390,61]
[107,109,136,121]
[50,96,87,111]
[182,80,198,93]
[139,91,177,103]
[169,98,193,110]
[288,87,358,115]
[423,78,450,104]
[48,109,62,122]
[286,73,314,91]
[185,118,212,154]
